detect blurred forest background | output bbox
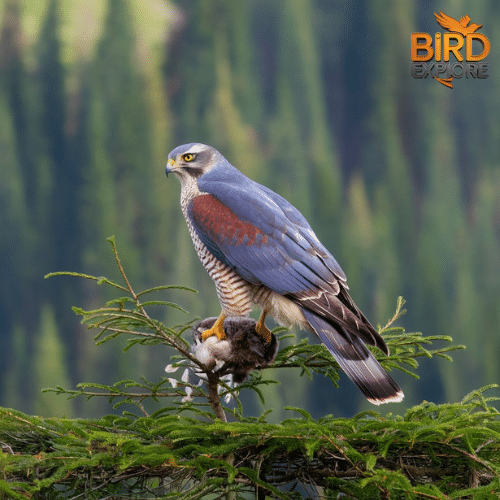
[1,0,499,419]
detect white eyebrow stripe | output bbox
[184,144,207,155]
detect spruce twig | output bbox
[44,238,465,421]
[2,386,500,499]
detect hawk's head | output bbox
[166,143,222,185]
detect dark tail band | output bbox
[302,310,404,405]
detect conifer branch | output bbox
[107,235,147,318]
[44,239,465,421]
[206,373,227,422]
[1,386,500,498]
[31,239,495,498]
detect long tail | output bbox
[302,309,404,405]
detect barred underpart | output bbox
[180,181,259,317]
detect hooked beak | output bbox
[165,158,176,177]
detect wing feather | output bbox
[191,166,387,353]
[434,11,459,32]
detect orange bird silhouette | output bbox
[434,12,482,36]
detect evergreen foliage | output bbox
[1,387,500,499]
[2,238,494,498]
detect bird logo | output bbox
[411,12,489,88]
[434,12,482,36]
[432,12,485,88]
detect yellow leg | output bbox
[256,310,272,344]
[201,312,227,341]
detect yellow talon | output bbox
[256,310,272,344]
[201,312,227,341]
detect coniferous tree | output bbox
[0,85,32,409]
[33,304,73,417]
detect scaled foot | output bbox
[256,311,272,344]
[201,312,227,341]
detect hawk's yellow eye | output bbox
[182,153,195,162]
